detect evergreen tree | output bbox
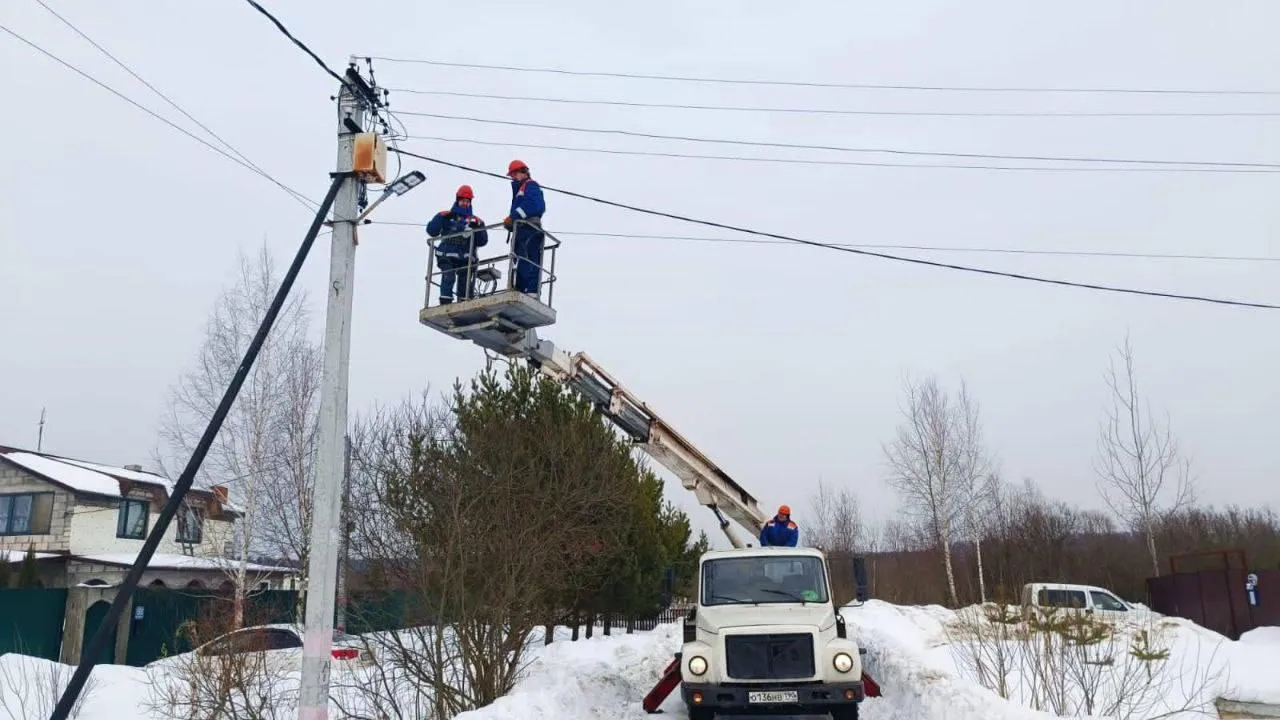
[17,545,40,588]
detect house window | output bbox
[0,492,54,536]
[177,505,203,544]
[117,499,149,539]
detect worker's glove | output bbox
[502,216,513,231]
[467,216,484,228]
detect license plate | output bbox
[747,690,799,704]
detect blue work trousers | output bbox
[512,225,544,295]
[438,254,475,302]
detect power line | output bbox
[397,111,1280,170]
[387,87,1280,119]
[371,222,1280,263]
[403,133,1280,175]
[366,56,1280,96]
[241,0,344,85]
[29,0,317,211]
[0,23,320,206]
[387,147,1280,310]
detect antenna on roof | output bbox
[37,408,46,452]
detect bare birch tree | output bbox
[1094,335,1194,577]
[883,376,991,606]
[808,479,865,554]
[965,473,1002,603]
[156,242,321,626]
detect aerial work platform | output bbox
[418,220,561,356]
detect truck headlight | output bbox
[689,656,708,676]
[833,652,853,673]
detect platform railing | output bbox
[422,219,561,310]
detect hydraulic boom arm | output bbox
[521,332,768,547]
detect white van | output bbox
[1020,582,1139,618]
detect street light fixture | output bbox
[356,170,426,224]
[388,170,425,195]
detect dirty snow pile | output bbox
[2,605,1277,720]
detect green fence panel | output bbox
[345,591,437,634]
[0,588,68,660]
[124,589,304,666]
[247,589,301,627]
[125,588,217,666]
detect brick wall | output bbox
[1,462,236,559]
[0,463,73,553]
[67,491,237,558]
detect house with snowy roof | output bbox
[0,445,296,592]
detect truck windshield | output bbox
[701,555,829,606]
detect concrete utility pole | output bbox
[298,65,369,719]
[335,434,351,634]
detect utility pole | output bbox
[37,408,46,451]
[335,434,351,634]
[298,63,370,720]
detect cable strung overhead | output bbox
[388,147,1280,310]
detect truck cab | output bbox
[679,547,865,719]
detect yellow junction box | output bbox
[353,132,387,183]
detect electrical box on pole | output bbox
[353,132,386,183]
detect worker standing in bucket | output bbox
[502,160,546,295]
[759,505,799,547]
[427,184,488,303]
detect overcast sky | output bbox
[2,0,1277,548]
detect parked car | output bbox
[1020,582,1143,619]
[169,623,374,671]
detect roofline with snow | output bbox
[0,445,244,518]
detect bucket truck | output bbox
[418,221,872,718]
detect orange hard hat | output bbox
[507,159,529,175]
[778,504,791,515]
[456,184,474,199]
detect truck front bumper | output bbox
[681,680,864,712]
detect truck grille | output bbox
[724,633,815,680]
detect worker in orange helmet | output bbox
[427,184,488,303]
[759,505,799,547]
[501,159,546,295]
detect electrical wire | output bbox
[28,0,317,211]
[370,222,1280,264]
[396,110,1280,170]
[403,133,1280,174]
[387,147,1280,310]
[386,88,1280,119]
[364,56,1280,96]
[241,0,345,85]
[0,23,321,208]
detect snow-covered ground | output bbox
[1,602,1276,720]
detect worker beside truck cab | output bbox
[427,184,489,303]
[759,504,799,547]
[501,160,547,295]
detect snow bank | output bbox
[456,626,682,720]
[2,608,1276,720]
[0,654,151,720]
[1239,626,1280,646]
[844,601,1280,718]
[845,602,1070,720]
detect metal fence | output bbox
[0,588,68,660]
[1146,549,1278,639]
